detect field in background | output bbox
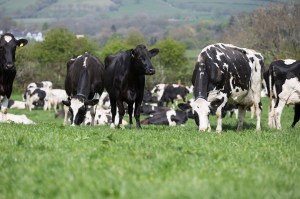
[2,0,290,26]
[0,97,299,198]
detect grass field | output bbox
[0,98,300,199]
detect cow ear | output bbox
[84,99,99,106]
[17,39,28,47]
[62,100,71,107]
[149,48,159,58]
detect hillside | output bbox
[1,0,289,26]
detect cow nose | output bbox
[6,63,14,68]
[148,68,155,74]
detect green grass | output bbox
[0,98,300,199]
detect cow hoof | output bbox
[110,123,115,129]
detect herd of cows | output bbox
[1,33,300,133]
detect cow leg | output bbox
[116,100,125,129]
[268,98,276,128]
[237,105,246,131]
[250,105,255,119]
[1,96,9,122]
[110,98,117,128]
[90,106,96,126]
[274,100,285,130]
[254,102,262,131]
[216,111,223,133]
[134,103,142,129]
[127,102,134,128]
[63,105,69,126]
[291,104,300,127]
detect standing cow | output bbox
[266,59,300,129]
[104,44,159,129]
[192,43,264,133]
[0,33,27,121]
[62,53,105,126]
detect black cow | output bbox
[141,109,189,126]
[158,84,190,107]
[62,53,105,126]
[0,33,27,120]
[265,59,300,129]
[104,45,159,129]
[192,43,264,133]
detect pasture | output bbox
[0,97,300,199]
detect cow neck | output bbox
[194,63,208,100]
[76,67,90,100]
[128,54,141,85]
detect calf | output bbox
[192,43,264,133]
[266,59,300,129]
[104,44,159,129]
[63,53,105,126]
[0,33,27,121]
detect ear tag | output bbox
[20,43,24,47]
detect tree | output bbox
[223,2,300,64]
[150,37,188,84]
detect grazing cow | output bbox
[26,87,50,111]
[0,33,27,121]
[62,53,105,126]
[158,84,190,107]
[266,59,300,129]
[104,44,159,129]
[141,109,189,126]
[192,43,264,132]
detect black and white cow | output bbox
[158,84,190,107]
[104,45,159,129]
[141,109,189,126]
[27,81,53,89]
[192,43,264,133]
[0,33,27,121]
[266,59,300,129]
[26,87,50,111]
[62,53,105,126]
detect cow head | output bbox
[0,33,28,70]
[62,96,99,126]
[192,98,211,132]
[131,45,159,75]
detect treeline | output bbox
[13,2,300,93]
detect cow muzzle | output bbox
[146,68,155,75]
[4,63,14,70]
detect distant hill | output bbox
[1,0,289,26]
